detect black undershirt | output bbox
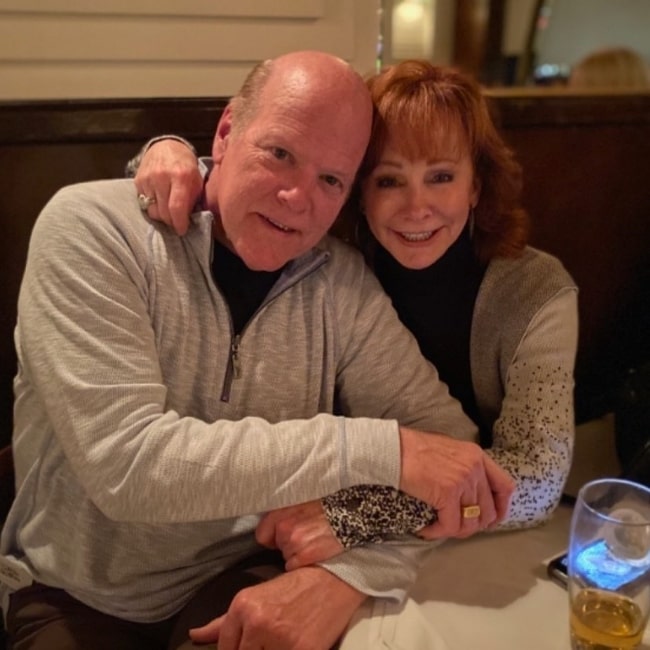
[373,227,489,444]
[211,230,488,441]
[211,240,283,335]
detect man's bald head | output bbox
[228,50,372,150]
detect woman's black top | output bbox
[373,227,488,442]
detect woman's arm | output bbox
[485,287,579,528]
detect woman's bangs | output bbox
[388,105,467,162]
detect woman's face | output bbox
[361,135,479,270]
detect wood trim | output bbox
[486,90,650,127]
[0,97,229,145]
[3,92,649,147]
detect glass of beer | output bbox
[568,478,650,650]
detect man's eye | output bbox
[272,148,289,160]
[322,175,342,188]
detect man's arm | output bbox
[189,567,365,650]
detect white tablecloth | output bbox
[343,503,649,650]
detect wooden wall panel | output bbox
[0,63,254,101]
[0,0,378,99]
[487,90,650,421]
[0,17,355,63]
[0,0,325,18]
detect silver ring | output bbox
[137,193,156,211]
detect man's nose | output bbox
[277,171,314,213]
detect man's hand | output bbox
[399,428,515,539]
[189,566,365,650]
[256,501,344,570]
[134,139,202,235]
[256,432,517,566]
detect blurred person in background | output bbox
[569,46,650,88]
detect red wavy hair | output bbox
[338,60,529,262]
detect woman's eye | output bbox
[429,172,453,183]
[376,176,399,188]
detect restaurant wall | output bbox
[0,0,380,100]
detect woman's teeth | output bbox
[400,231,433,242]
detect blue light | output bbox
[576,539,649,591]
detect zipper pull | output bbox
[231,335,241,379]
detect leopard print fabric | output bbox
[321,486,437,548]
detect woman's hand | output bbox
[255,500,344,570]
[134,139,203,235]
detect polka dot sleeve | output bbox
[486,289,578,528]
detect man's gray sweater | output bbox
[1,179,476,622]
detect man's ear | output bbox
[212,105,234,163]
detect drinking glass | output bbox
[568,478,650,650]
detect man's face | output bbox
[206,77,370,271]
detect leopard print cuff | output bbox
[321,486,437,548]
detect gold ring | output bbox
[462,505,481,519]
[137,193,157,211]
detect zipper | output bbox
[216,246,330,403]
[220,334,241,402]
